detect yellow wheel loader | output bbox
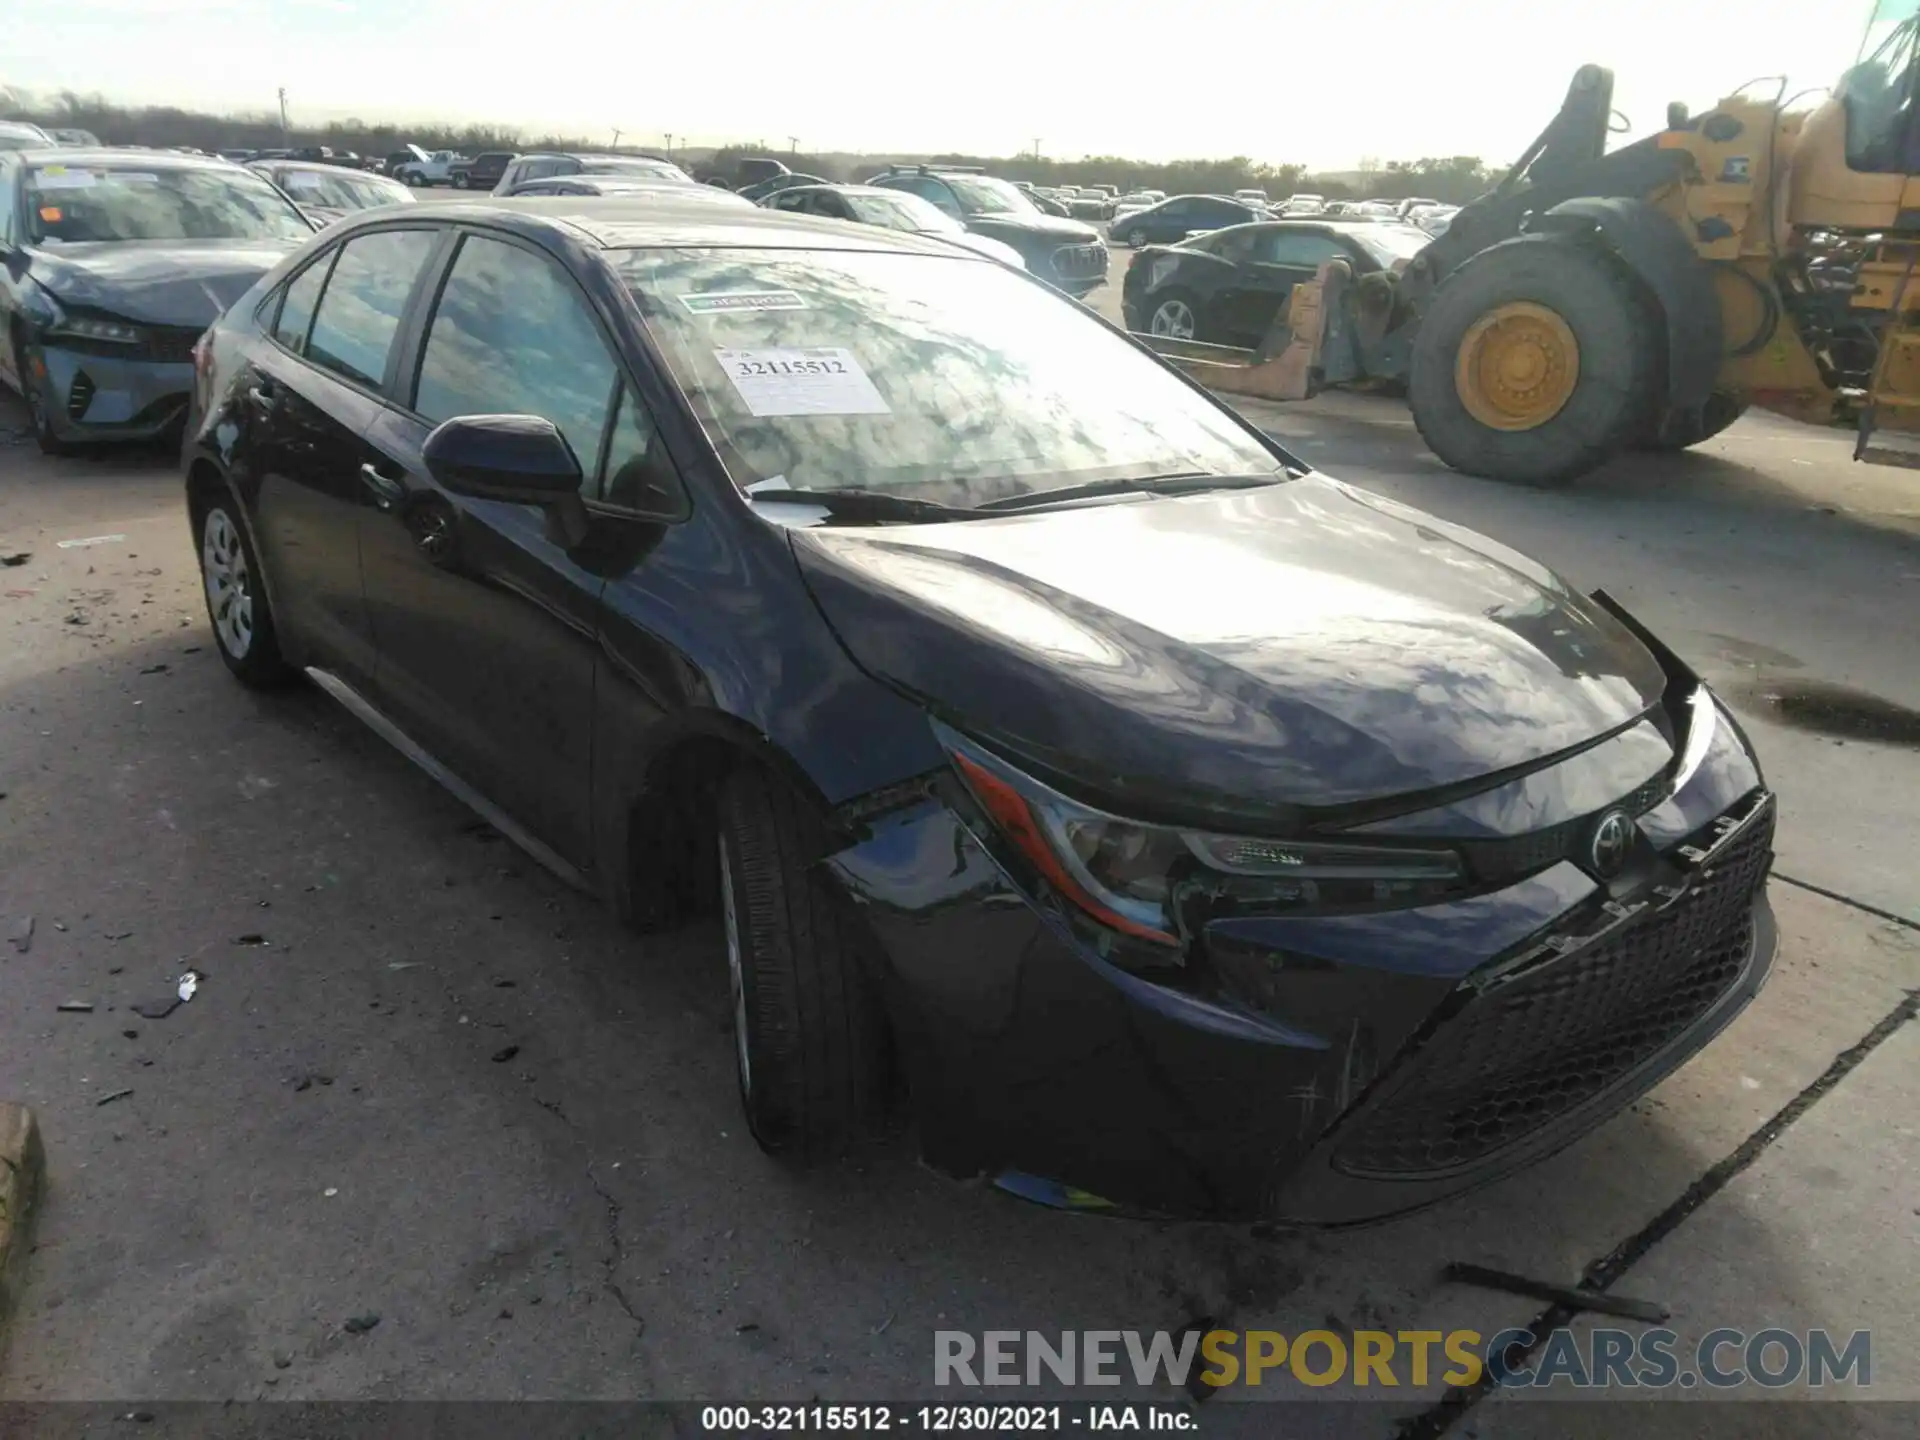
[1149,0,1920,485]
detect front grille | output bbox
[1049,244,1107,280]
[140,326,205,365]
[1457,772,1669,882]
[1332,797,1773,1179]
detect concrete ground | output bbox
[0,243,1915,1433]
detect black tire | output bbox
[193,494,296,688]
[1637,391,1749,451]
[717,766,890,1162]
[1125,227,1146,248]
[1409,233,1660,487]
[452,171,468,189]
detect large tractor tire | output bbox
[1409,233,1660,487]
[1637,391,1749,451]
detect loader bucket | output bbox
[1134,258,1354,403]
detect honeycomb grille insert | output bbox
[1332,802,1773,1179]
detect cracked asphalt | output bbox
[1,253,1917,1433]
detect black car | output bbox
[250,161,415,227]
[450,151,517,191]
[1123,219,1433,346]
[181,196,1776,1223]
[1110,193,1265,248]
[0,148,314,453]
[491,152,692,196]
[866,165,1106,295]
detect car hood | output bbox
[942,231,1027,268]
[26,239,303,326]
[967,212,1100,244]
[790,475,1670,822]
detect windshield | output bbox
[269,167,409,211]
[621,248,1284,508]
[26,164,313,243]
[946,175,1034,216]
[1351,227,1435,267]
[848,190,960,234]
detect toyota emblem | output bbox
[1589,809,1635,877]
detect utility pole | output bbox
[788,135,798,155]
[1032,137,1042,161]
[664,132,674,158]
[277,88,291,143]
[611,127,623,148]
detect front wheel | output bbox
[1125,227,1146,248]
[1147,291,1200,341]
[717,767,891,1162]
[1408,234,1659,487]
[197,499,295,687]
[452,172,468,189]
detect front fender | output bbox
[1530,197,1722,421]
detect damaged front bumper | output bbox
[33,341,195,443]
[826,778,1778,1225]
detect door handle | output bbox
[245,383,277,412]
[358,462,407,510]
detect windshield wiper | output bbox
[745,487,977,524]
[972,472,1287,513]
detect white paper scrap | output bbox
[714,348,889,418]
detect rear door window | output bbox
[304,228,439,389]
[273,252,334,353]
[411,233,618,476]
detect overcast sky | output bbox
[3,0,1875,167]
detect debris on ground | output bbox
[342,1314,381,1334]
[272,1352,292,1370]
[1,552,29,567]
[57,1001,94,1014]
[131,997,178,1020]
[289,1072,334,1091]
[139,663,169,675]
[96,1089,134,1107]
[491,1045,520,1063]
[1441,1261,1670,1324]
[64,611,89,626]
[8,915,32,953]
[237,775,277,800]
[56,534,127,550]
[177,969,202,1002]
[233,933,268,946]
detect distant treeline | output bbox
[3,92,1500,205]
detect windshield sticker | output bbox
[33,170,97,190]
[283,173,324,191]
[38,206,62,223]
[681,290,809,315]
[714,347,890,418]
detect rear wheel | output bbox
[452,171,468,189]
[1638,391,1749,451]
[196,498,295,688]
[1125,227,1146,248]
[1409,234,1659,487]
[716,767,890,1162]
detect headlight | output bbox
[937,721,1464,948]
[48,316,145,346]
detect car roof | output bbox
[9,146,240,173]
[370,198,973,257]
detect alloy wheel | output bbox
[201,507,254,660]
[1150,299,1196,339]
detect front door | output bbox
[356,229,628,868]
[1216,231,1347,347]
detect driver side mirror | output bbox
[423,414,582,504]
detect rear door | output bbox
[1147,198,1195,243]
[355,228,629,866]
[235,227,442,683]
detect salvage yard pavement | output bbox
[0,374,1916,1429]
